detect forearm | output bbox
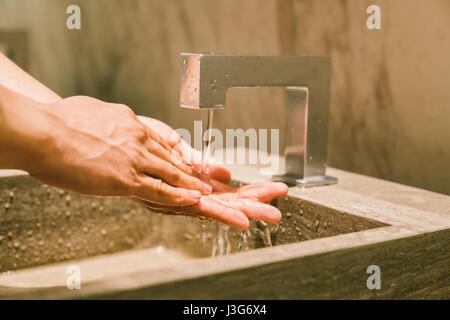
[0,53,61,103]
[0,84,50,171]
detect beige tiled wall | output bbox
[0,0,448,194]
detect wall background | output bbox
[0,0,449,194]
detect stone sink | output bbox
[0,164,449,299]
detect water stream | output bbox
[199,109,270,256]
[200,110,232,256]
[201,109,214,176]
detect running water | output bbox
[200,110,233,256]
[200,109,255,256]
[212,222,231,257]
[201,109,214,176]
[237,230,251,252]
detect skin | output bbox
[0,52,288,228]
[137,116,288,229]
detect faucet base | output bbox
[272,174,338,188]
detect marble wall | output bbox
[0,0,449,194]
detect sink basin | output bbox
[0,165,448,299]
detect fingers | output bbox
[210,179,235,193]
[137,116,181,147]
[137,115,231,184]
[192,163,231,184]
[133,175,201,206]
[236,182,288,203]
[209,164,232,184]
[138,196,249,230]
[143,125,174,153]
[229,198,282,224]
[145,137,201,180]
[140,151,212,194]
[134,198,184,216]
[193,197,249,229]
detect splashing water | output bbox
[237,230,251,252]
[212,222,231,257]
[254,221,273,247]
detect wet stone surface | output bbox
[0,176,388,272]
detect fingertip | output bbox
[202,182,213,194]
[232,214,250,230]
[267,207,282,224]
[211,166,232,184]
[273,182,289,195]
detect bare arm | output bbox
[0,83,212,205]
[0,53,61,103]
[0,53,286,228]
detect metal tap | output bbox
[180,53,337,187]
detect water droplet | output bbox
[65,195,71,206]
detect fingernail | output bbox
[202,182,213,194]
[188,190,201,199]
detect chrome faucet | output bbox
[179,53,337,187]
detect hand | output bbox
[136,116,288,229]
[23,96,212,205]
[137,116,231,184]
[138,180,288,229]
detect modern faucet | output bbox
[179,53,337,187]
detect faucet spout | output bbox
[180,53,337,187]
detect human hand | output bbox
[138,181,288,229]
[136,116,288,229]
[25,96,212,205]
[137,116,231,184]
